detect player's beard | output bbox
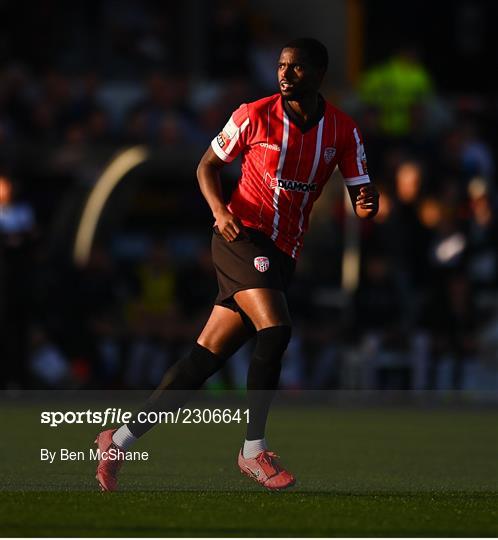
[279,80,310,101]
[280,87,306,101]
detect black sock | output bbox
[127,343,225,437]
[246,326,291,440]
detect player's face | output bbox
[278,48,323,100]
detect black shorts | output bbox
[211,227,296,312]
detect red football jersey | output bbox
[211,93,370,259]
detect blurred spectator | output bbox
[421,271,476,390]
[459,123,495,187]
[355,254,405,337]
[362,189,399,257]
[248,21,287,93]
[465,177,498,320]
[359,46,433,137]
[132,72,191,142]
[124,241,180,388]
[353,254,409,389]
[388,160,433,321]
[72,245,127,384]
[437,122,495,197]
[0,175,37,387]
[28,326,70,388]
[427,204,466,275]
[0,176,35,237]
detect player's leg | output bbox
[233,287,295,489]
[196,304,255,358]
[95,305,253,491]
[235,287,291,440]
[121,304,252,439]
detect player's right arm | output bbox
[197,103,251,242]
[196,146,242,242]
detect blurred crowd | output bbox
[0,1,497,392]
[0,1,282,154]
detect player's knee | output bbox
[171,343,226,386]
[255,325,292,360]
[188,343,226,378]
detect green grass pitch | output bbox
[1,400,497,536]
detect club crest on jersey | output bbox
[324,147,336,164]
[254,256,270,273]
[265,172,317,193]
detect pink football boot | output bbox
[238,449,296,490]
[94,429,123,491]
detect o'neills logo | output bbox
[260,142,281,151]
[265,172,317,193]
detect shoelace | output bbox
[255,451,281,478]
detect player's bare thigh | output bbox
[197,304,253,358]
[233,288,291,331]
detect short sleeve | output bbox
[211,103,251,163]
[338,122,371,186]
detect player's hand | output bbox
[355,184,379,219]
[214,207,244,242]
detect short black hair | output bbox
[283,37,328,71]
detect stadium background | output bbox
[1,0,497,395]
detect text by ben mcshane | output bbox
[40,448,149,463]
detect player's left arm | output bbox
[338,119,379,219]
[347,182,379,219]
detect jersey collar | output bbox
[281,94,325,134]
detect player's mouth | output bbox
[280,81,294,92]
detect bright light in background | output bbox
[0,176,12,206]
[435,233,466,264]
[468,176,488,199]
[73,146,148,267]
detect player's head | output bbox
[278,38,328,100]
